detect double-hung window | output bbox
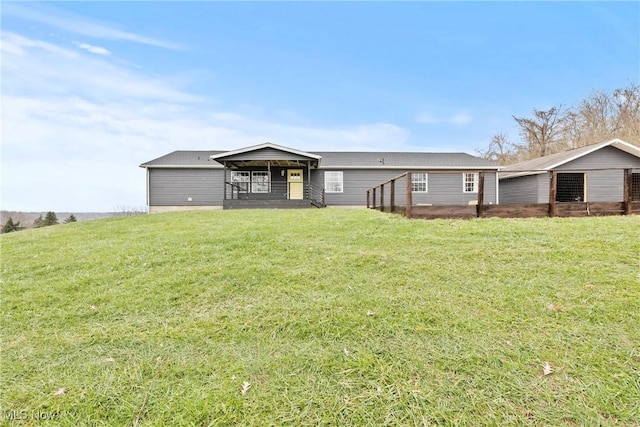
[325,171,343,193]
[251,171,269,193]
[463,173,479,193]
[231,171,250,192]
[411,173,428,192]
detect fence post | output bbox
[366,190,370,209]
[380,183,385,212]
[549,171,557,217]
[477,172,485,218]
[624,168,632,215]
[406,173,412,219]
[372,188,377,210]
[390,179,396,213]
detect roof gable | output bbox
[500,138,640,179]
[210,143,321,162]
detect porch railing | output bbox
[225,181,325,207]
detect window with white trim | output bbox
[411,173,428,192]
[231,171,250,192]
[251,171,270,193]
[325,171,343,193]
[463,173,479,193]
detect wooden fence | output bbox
[367,169,640,220]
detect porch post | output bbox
[268,161,272,194]
[307,161,311,200]
[406,172,412,219]
[223,161,227,200]
[624,168,632,215]
[390,179,395,213]
[477,172,485,218]
[549,171,557,217]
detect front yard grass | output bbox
[2,210,639,425]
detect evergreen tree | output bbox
[1,217,22,233]
[64,214,77,223]
[33,214,44,228]
[43,211,59,226]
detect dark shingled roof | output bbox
[314,152,497,168]
[499,138,640,179]
[140,149,499,169]
[140,151,225,168]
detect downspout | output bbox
[146,168,150,213]
[307,161,311,199]
[495,170,499,204]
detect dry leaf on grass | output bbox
[241,381,251,395]
[53,388,67,396]
[546,303,562,311]
[542,361,554,376]
[343,348,350,356]
[366,310,375,317]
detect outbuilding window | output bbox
[463,173,479,193]
[632,173,640,201]
[411,173,428,192]
[556,173,585,202]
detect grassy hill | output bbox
[2,210,639,425]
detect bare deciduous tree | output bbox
[513,106,568,159]
[480,82,640,164]
[476,133,519,165]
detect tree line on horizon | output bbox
[477,82,640,165]
[1,212,76,234]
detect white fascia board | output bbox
[209,143,322,160]
[318,165,501,170]
[140,164,224,169]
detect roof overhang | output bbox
[499,138,640,180]
[319,165,502,170]
[139,164,224,169]
[209,142,322,161]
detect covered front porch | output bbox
[209,143,325,209]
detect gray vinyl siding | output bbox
[313,169,497,206]
[557,146,640,170]
[558,146,640,202]
[149,168,223,206]
[499,147,640,204]
[499,175,540,204]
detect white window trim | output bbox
[251,171,270,193]
[231,171,250,192]
[463,173,479,193]
[325,171,344,193]
[411,173,428,193]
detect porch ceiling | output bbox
[223,159,318,169]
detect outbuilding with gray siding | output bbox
[499,139,640,204]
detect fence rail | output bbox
[367,168,640,220]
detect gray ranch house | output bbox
[499,138,640,204]
[140,143,500,213]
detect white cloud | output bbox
[1,33,411,212]
[450,111,473,125]
[415,110,473,126]
[3,2,184,50]
[73,41,111,56]
[415,112,442,124]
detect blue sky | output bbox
[2,1,639,212]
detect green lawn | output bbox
[1,210,639,426]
